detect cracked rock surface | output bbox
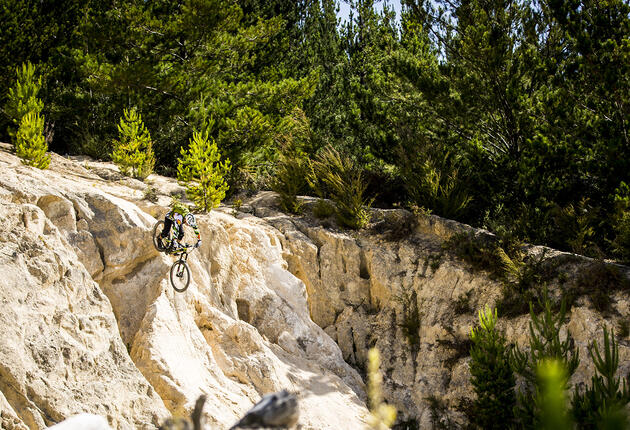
[0,144,368,429]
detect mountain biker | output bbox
[159,202,201,252]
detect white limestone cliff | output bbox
[2,142,629,430]
[0,144,368,429]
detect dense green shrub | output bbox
[468,306,516,429]
[111,108,155,180]
[177,130,231,212]
[312,199,335,219]
[271,153,309,214]
[308,146,373,229]
[400,151,472,219]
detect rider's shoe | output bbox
[168,241,180,253]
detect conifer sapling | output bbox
[177,130,231,212]
[111,108,155,180]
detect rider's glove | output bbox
[195,239,202,248]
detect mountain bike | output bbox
[152,220,194,292]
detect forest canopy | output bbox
[1,0,629,260]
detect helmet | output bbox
[185,213,196,227]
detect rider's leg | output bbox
[161,216,173,238]
[171,214,184,248]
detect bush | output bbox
[111,108,155,180]
[552,198,597,256]
[468,306,516,429]
[400,150,472,219]
[308,145,373,229]
[271,153,309,214]
[177,129,231,212]
[14,111,50,169]
[312,199,335,219]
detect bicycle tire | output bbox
[152,220,167,252]
[170,260,191,292]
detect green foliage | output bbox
[111,108,155,180]
[537,360,572,430]
[367,348,397,430]
[177,130,231,212]
[467,301,630,428]
[270,107,312,214]
[1,0,629,264]
[143,186,158,203]
[308,146,373,229]
[468,306,516,429]
[510,292,580,428]
[15,112,50,169]
[4,61,49,169]
[552,198,597,256]
[312,199,335,219]
[272,154,308,214]
[401,153,472,220]
[4,62,43,140]
[571,327,630,429]
[612,211,630,264]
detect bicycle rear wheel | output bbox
[170,260,191,292]
[152,220,167,252]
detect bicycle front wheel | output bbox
[170,260,191,292]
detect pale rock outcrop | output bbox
[0,198,168,429]
[249,193,630,427]
[0,144,369,429]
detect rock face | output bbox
[2,143,629,430]
[249,194,630,427]
[0,145,368,429]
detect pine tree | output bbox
[15,112,50,169]
[4,61,44,140]
[177,130,231,212]
[111,108,155,180]
[469,306,516,429]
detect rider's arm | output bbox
[193,225,201,247]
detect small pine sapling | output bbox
[571,327,630,429]
[111,108,155,180]
[510,290,580,428]
[15,112,50,169]
[469,306,516,429]
[537,360,572,430]
[177,130,231,212]
[4,62,44,140]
